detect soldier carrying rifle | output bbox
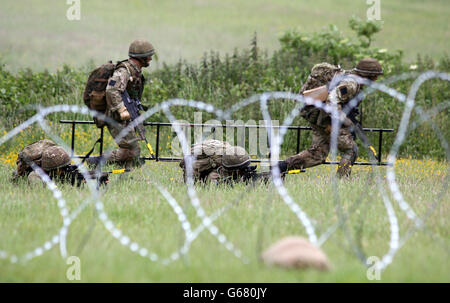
[85,39,155,168]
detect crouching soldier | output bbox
[277,58,383,178]
[179,139,266,184]
[12,139,108,186]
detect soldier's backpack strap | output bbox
[115,59,139,81]
[81,137,103,164]
[116,59,131,72]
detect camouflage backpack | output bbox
[179,140,232,180]
[300,63,343,126]
[13,139,57,179]
[83,61,117,127]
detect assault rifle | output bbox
[121,91,155,158]
[241,165,271,183]
[61,166,133,187]
[347,113,378,159]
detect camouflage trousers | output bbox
[285,124,358,177]
[105,120,141,168]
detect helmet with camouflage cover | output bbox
[354,58,383,77]
[128,39,155,58]
[222,146,251,170]
[19,139,56,163]
[41,146,71,171]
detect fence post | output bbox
[71,122,75,157]
[100,126,104,156]
[378,130,383,164]
[296,128,301,154]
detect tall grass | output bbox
[0,159,448,282]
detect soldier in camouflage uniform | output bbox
[277,58,383,178]
[88,39,155,168]
[179,140,253,184]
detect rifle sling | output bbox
[81,137,103,164]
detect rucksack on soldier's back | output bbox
[83,61,117,127]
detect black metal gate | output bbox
[60,120,393,165]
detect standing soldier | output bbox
[277,58,383,178]
[87,39,155,168]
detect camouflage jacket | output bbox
[300,63,343,93]
[105,59,145,118]
[300,63,362,126]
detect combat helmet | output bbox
[222,146,251,170]
[41,146,71,171]
[354,58,383,77]
[128,39,155,58]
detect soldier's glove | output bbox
[141,104,149,111]
[118,106,131,121]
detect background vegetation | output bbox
[1,17,448,160]
[1,0,449,72]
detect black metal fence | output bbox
[59,120,394,165]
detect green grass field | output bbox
[0,0,449,72]
[0,159,448,282]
